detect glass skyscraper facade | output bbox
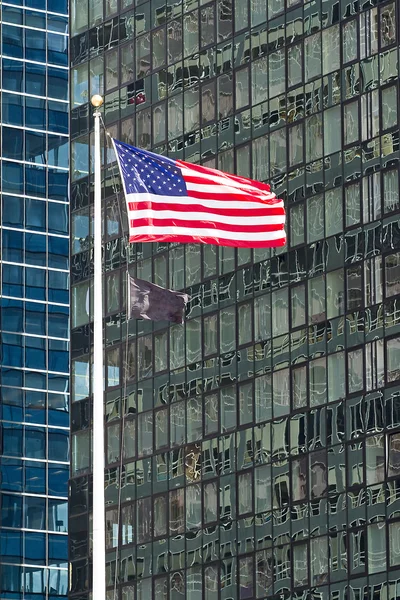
[69,0,400,599]
[0,0,69,597]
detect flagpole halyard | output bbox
[91,94,106,600]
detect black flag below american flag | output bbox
[128,276,190,324]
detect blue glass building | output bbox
[0,0,69,597]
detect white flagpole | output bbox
[91,94,106,600]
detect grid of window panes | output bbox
[69,0,400,598]
[0,0,69,597]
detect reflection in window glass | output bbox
[293,543,308,587]
[72,432,90,475]
[305,32,321,82]
[383,169,400,214]
[72,356,90,402]
[387,337,400,382]
[388,433,400,477]
[343,19,358,63]
[328,352,345,402]
[309,357,327,406]
[310,537,328,584]
[204,394,218,436]
[203,314,217,356]
[368,523,386,574]
[288,44,302,87]
[348,348,364,393]
[389,522,400,566]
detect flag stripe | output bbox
[127,193,284,212]
[130,216,285,231]
[177,161,271,192]
[128,201,285,218]
[128,225,285,241]
[130,211,285,225]
[128,232,286,248]
[185,184,276,203]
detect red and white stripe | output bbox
[125,159,285,248]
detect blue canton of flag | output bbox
[113,140,187,197]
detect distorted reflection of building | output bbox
[69,0,400,598]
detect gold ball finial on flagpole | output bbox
[91,94,103,108]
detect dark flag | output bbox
[128,276,190,324]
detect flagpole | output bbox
[91,94,106,600]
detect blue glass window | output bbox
[48,201,68,235]
[48,393,69,427]
[3,6,23,24]
[48,270,69,304]
[2,195,24,227]
[1,300,23,332]
[0,530,22,562]
[48,534,68,565]
[25,164,46,198]
[25,232,47,266]
[2,333,23,368]
[2,423,23,457]
[2,401,23,423]
[25,29,46,62]
[48,430,69,462]
[48,500,68,532]
[26,267,46,300]
[48,134,69,169]
[26,96,46,130]
[2,92,24,126]
[25,461,46,493]
[25,427,46,459]
[26,0,46,10]
[24,496,46,529]
[47,14,68,33]
[25,336,46,370]
[2,369,23,388]
[48,0,68,13]
[2,264,23,297]
[48,168,68,200]
[48,32,68,66]
[1,494,22,528]
[2,161,24,193]
[2,126,24,160]
[25,532,46,563]
[48,236,68,269]
[48,100,68,133]
[25,391,46,424]
[25,370,46,390]
[26,198,46,231]
[26,130,46,164]
[3,369,23,389]
[48,463,69,495]
[49,339,69,372]
[48,374,69,393]
[48,305,69,338]
[26,63,46,96]
[1,564,22,593]
[48,67,68,100]
[2,58,24,92]
[25,8,46,28]
[0,459,23,492]
[2,24,23,58]
[2,230,23,262]
[25,302,46,335]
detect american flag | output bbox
[112,139,286,248]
